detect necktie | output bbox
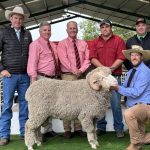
[47,42,58,75]
[73,39,81,69]
[127,68,136,87]
[124,68,136,102]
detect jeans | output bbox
[0,74,30,138]
[97,76,124,132]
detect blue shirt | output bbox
[118,62,150,107]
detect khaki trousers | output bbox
[61,73,82,131]
[124,104,150,145]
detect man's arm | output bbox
[110,59,124,71]
[91,58,103,67]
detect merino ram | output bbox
[25,66,118,150]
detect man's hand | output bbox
[110,85,119,91]
[31,77,37,84]
[1,70,11,77]
[73,70,82,78]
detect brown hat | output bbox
[123,45,150,60]
[136,17,146,25]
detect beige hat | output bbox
[123,45,150,60]
[5,6,29,20]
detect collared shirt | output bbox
[27,37,58,78]
[57,37,90,73]
[118,62,150,107]
[89,34,126,75]
[137,33,147,41]
[14,28,21,40]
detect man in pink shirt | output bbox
[57,21,90,138]
[27,21,59,138]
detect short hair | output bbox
[39,21,51,29]
[67,21,78,28]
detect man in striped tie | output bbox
[57,21,90,139]
[27,21,59,139]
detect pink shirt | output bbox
[27,37,58,78]
[57,37,90,73]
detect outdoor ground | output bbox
[2,131,150,150]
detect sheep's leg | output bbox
[25,114,48,150]
[35,127,42,146]
[79,116,98,149]
[93,119,99,147]
[25,120,36,150]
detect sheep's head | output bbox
[86,66,118,91]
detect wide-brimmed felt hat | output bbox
[5,6,29,20]
[123,45,150,60]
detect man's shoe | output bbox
[126,143,142,150]
[74,130,86,137]
[0,138,9,146]
[43,131,57,138]
[116,131,124,138]
[96,129,106,136]
[64,131,72,139]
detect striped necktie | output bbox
[47,42,58,75]
[73,39,81,69]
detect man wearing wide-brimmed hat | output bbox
[124,17,150,70]
[110,45,150,150]
[0,6,32,146]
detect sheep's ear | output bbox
[87,72,102,91]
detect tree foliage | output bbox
[79,19,136,41]
[79,19,99,40]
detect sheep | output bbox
[25,66,118,150]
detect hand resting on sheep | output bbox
[25,66,118,150]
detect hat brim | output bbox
[123,49,150,60]
[5,10,29,21]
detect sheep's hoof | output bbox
[36,141,42,146]
[28,147,34,150]
[95,141,99,147]
[91,144,97,149]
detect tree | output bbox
[79,19,135,41]
[79,19,99,40]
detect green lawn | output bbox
[1,132,150,150]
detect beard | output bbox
[132,60,142,67]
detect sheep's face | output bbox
[100,74,118,90]
[87,66,118,91]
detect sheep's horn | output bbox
[87,72,102,91]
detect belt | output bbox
[62,72,73,75]
[135,103,150,105]
[37,72,55,78]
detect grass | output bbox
[1,131,150,150]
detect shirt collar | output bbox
[39,36,49,44]
[137,33,147,40]
[99,33,114,41]
[67,37,78,43]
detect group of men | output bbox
[0,6,150,150]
